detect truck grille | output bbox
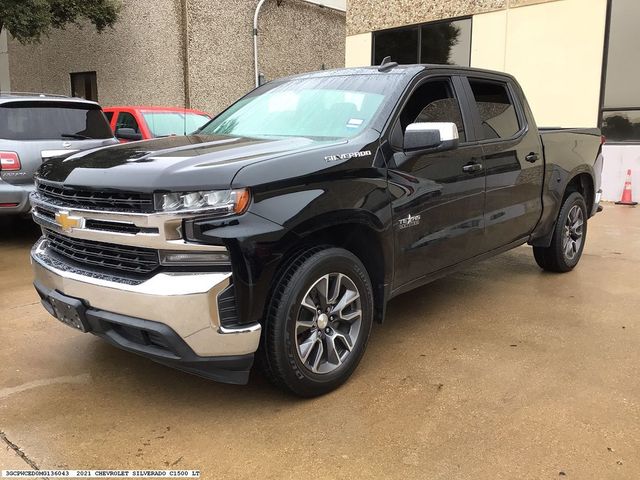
[44,229,159,274]
[37,182,154,213]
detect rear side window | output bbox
[468,80,520,140]
[104,111,114,122]
[0,101,113,141]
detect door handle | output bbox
[462,162,483,173]
[525,153,540,163]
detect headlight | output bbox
[154,188,250,215]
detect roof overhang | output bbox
[298,0,346,13]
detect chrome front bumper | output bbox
[31,238,261,357]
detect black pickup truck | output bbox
[30,65,603,396]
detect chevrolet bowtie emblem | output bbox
[54,211,85,232]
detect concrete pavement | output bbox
[0,207,638,479]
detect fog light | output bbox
[159,250,230,266]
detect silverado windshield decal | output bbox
[324,150,372,163]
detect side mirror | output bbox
[115,127,143,141]
[403,122,459,152]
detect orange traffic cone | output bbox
[616,169,637,206]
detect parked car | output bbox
[0,93,118,216]
[103,106,211,142]
[29,65,603,396]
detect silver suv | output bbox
[0,93,118,216]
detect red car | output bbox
[103,106,211,142]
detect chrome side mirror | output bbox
[403,122,459,152]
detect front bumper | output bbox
[0,181,35,215]
[31,238,261,384]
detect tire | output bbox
[259,247,374,397]
[533,192,588,273]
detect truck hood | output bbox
[37,134,331,192]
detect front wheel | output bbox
[533,191,588,272]
[259,247,374,397]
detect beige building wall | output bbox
[470,10,508,72]
[0,30,10,92]
[6,0,345,115]
[471,0,608,128]
[346,0,506,35]
[7,0,186,108]
[345,0,606,128]
[188,0,345,113]
[345,32,371,67]
[346,0,565,34]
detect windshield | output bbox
[0,102,113,140]
[142,111,210,137]
[199,75,393,140]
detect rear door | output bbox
[462,76,544,250]
[388,75,486,289]
[0,101,116,186]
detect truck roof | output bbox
[281,64,516,82]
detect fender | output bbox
[188,176,394,326]
[529,163,595,247]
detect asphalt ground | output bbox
[0,205,638,479]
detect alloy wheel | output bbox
[295,272,362,374]
[562,205,584,260]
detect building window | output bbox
[601,0,640,143]
[373,18,471,67]
[70,72,98,102]
[373,27,419,65]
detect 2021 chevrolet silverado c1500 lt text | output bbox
[29,65,603,396]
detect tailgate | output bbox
[0,100,117,186]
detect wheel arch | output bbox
[564,172,595,215]
[530,168,594,248]
[267,214,393,324]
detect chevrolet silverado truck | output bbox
[29,64,603,397]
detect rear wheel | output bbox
[259,247,374,397]
[533,192,588,272]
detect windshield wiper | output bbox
[60,133,91,140]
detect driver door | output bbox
[389,76,486,290]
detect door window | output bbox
[468,80,520,140]
[397,79,466,142]
[115,112,140,133]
